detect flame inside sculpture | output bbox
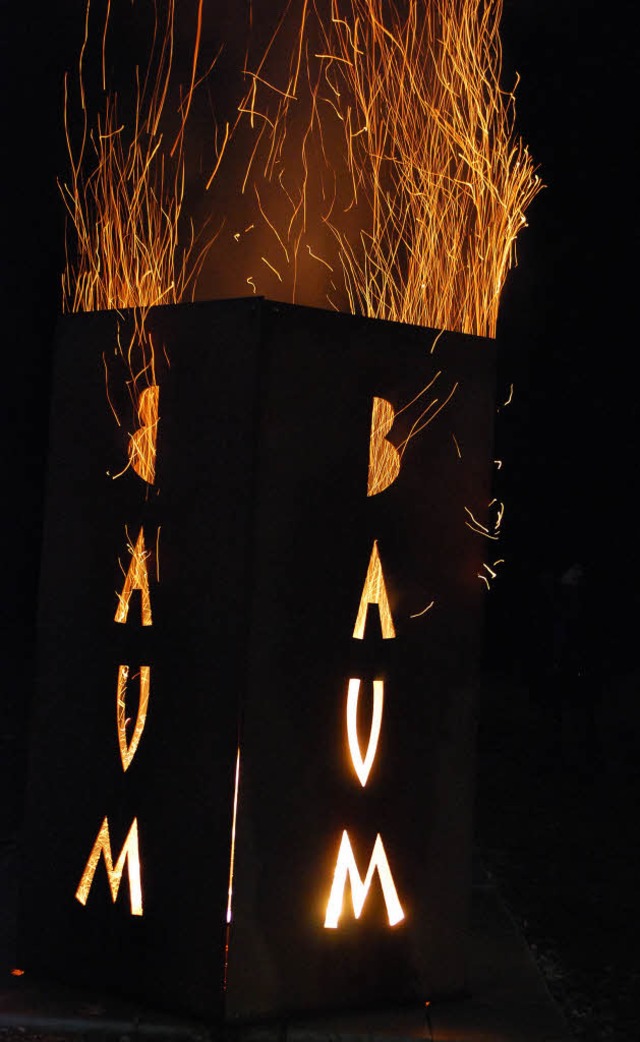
[62,0,540,338]
[61,0,216,314]
[233,0,541,336]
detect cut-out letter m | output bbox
[324,830,404,928]
[75,817,143,916]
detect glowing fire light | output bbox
[114,527,154,626]
[368,398,401,496]
[237,0,541,336]
[324,831,404,928]
[347,678,383,786]
[62,1,539,340]
[327,0,542,335]
[76,817,143,916]
[116,664,150,771]
[61,0,216,315]
[128,385,160,485]
[353,541,396,639]
[367,372,460,495]
[62,1,219,490]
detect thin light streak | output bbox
[394,372,441,418]
[429,329,446,354]
[205,120,231,189]
[466,523,499,541]
[397,382,459,454]
[226,747,241,925]
[479,556,505,588]
[409,600,435,619]
[169,0,205,158]
[306,243,334,270]
[464,506,499,540]
[102,352,121,426]
[260,256,284,281]
[155,526,161,582]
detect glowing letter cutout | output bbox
[114,527,153,626]
[324,831,404,928]
[75,817,143,916]
[368,397,400,496]
[347,679,383,787]
[116,665,150,771]
[128,385,159,485]
[352,540,396,639]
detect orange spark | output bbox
[234,0,541,335]
[62,0,220,315]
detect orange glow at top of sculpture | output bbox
[235,0,542,336]
[61,0,539,338]
[61,0,218,315]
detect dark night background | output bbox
[1,2,638,1038]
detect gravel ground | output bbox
[475,666,640,1042]
[0,1035,70,1042]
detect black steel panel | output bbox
[22,299,263,1021]
[225,302,495,1018]
[22,299,495,1023]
